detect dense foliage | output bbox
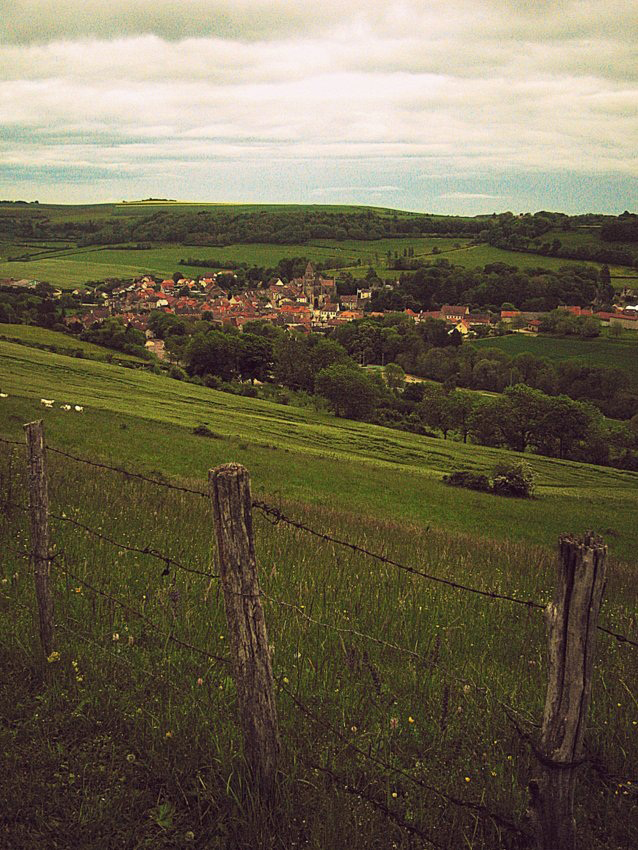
[375,260,615,313]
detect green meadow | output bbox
[0,323,146,363]
[1,339,638,560]
[1,341,636,849]
[0,238,623,290]
[472,333,638,387]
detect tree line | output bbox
[332,314,638,420]
[373,260,615,314]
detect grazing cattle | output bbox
[74,405,84,412]
[40,398,54,408]
[0,392,8,398]
[61,404,72,411]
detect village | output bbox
[4,261,638,361]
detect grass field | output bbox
[0,323,146,363]
[471,333,638,386]
[1,201,635,291]
[1,340,637,561]
[0,238,626,290]
[0,340,636,849]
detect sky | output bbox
[0,1,636,214]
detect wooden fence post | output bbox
[24,420,55,665]
[528,533,607,850]
[209,463,280,798]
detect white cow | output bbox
[74,405,84,412]
[40,398,54,408]
[0,392,8,398]
[60,404,72,411]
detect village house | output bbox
[340,294,359,310]
[441,305,470,322]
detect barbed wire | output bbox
[254,500,545,609]
[279,681,528,839]
[45,444,208,498]
[0,436,25,449]
[57,614,172,684]
[597,624,638,647]
[261,591,432,665]
[254,501,638,649]
[6,491,638,648]
[310,761,446,848]
[46,508,217,580]
[62,569,230,667]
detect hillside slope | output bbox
[2,340,637,561]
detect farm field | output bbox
[1,339,636,850]
[1,339,637,561]
[0,237,626,290]
[0,322,146,363]
[471,333,638,386]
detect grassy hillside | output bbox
[0,322,146,363]
[471,333,638,387]
[2,201,635,289]
[1,237,628,290]
[1,340,637,561]
[1,339,636,850]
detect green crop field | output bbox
[0,238,625,290]
[0,323,146,363]
[4,200,636,290]
[1,340,636,849]
[471,333,638,386]
[0,239,473,289]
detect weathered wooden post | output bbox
[209,463,280,798]
[528,533,607,850]
[24,420,55,664]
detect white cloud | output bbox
[0,1,636,208]
[439,193,501,199]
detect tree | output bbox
[500,384,549,452]
[315,364,380,419]
[272,334,314,392]
[419,384,452,438]
[185,331,239,381]
[384,362,406,392]
[237,333,273,382]
[532,394,592,458]
[445,389,477,443]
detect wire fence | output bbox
[1,430,637,847]
[3,434,635,647]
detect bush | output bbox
[443,462,536,497]
[442,470,491,492]
[169,365,187,381]
[491,461,536,498]
[192,424,222,439]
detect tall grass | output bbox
[1,446,636,849]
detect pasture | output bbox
[3,199,635,289]
[0,323,146,363]
[471,333,638,386]
[0,238,623,290]
[1,340,638,561]
[0,342,636,849]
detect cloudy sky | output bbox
[0,1,636,213]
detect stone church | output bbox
[301,262,336,309]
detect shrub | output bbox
[443,470,491,492]
[169,365,187,381]
[491,461,536,498]
[237,383,258,398]
[192,424,222,439]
